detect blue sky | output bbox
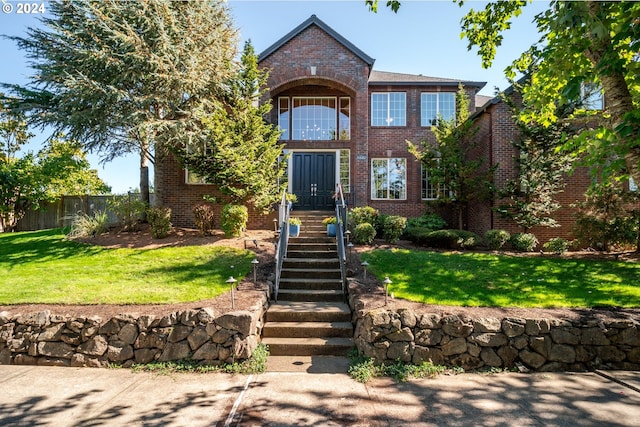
[0,0,547,194]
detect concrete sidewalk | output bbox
[0,365,638,426]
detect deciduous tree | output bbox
[408,85,494,229]
[496,103,575,231]
[1,102,109,231]
[368,0,640,188]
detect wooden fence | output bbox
[15,194,151,232]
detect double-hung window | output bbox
[371,93,406,127]
[421,92,455,126]
[371,158,406,200]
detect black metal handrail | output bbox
[274,190,291,302]
[335,184,348,299]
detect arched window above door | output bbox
[278,96,350,141]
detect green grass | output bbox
[131,343,270,375]
[0,229,256,304]
[348,349,463,383]
[361,249,640,308]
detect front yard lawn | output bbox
[0,229,255,304]
[361,249,640,308]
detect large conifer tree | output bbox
[182,41,286,212]
[2,0,238,205]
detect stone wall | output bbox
[350,292,640,372]
[0,297,268,368]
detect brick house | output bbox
[155,15,636,244]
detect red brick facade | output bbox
[155,15,637,246]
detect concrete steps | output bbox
[263,211,354,362]
[263,337,354,356]
[263,321,353,338]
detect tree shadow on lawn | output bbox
[364,249,640,309]
[0,229,104,268]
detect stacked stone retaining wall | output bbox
[0,296,267,368]
[350,289,640,372]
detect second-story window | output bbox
[278,96,350,141]
[371,92,406,127]
[421,92,455,126]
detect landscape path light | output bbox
[226,276,237,309]
[383,276,392,306]
[251,258,260,282]
[347,242,354,257]
[361,261,369,280]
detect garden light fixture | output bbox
[383,276,392,306]
[361,261,369,280]
[226,276,237,309]
[251,258,259,282]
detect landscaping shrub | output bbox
[376,213,389,235]
[510,233,539,252]
[457,230,482,249]
[382,215,407,243]
[485,229,511,250]
[108,194,146,231]
[193,203,216,235]
[403,226,434,245]
[574,213,638,252]
[221,204,248,237]
[67,211,109,238]
[543,237,570,255]
[420,229,481,249]
[349,206,380,229]
[353,222,376,244]
[405,213,447,231]
[147,207,172,239]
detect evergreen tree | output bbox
[182,41,286,212]
[2,0,238,205]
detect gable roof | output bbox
[258,15,375,67]
[369,70,486,89]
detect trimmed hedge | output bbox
[416,229,481,249]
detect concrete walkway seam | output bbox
[595,370,640,394]
[224,374,254,427]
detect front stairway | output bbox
[263,211,354,371]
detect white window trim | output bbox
[421,92,456,127]
[371,92,407,127]
[339,149,351,193]
[185,142,210,185]
[278,96,351,141]
[421,165,452,200]
[371,157,407,200]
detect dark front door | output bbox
[292,152,336,210]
